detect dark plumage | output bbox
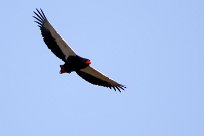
[33,8,126,92]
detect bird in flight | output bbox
[33,8,126,92]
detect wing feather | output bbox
[76,66,126,92]
[33,8,76,62]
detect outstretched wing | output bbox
[76,66,126,92]
[33,8,76,62]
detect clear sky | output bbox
[0,0,203,136]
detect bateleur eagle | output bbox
[33,8,126,92]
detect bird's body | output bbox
[60,55,91,74]
[33,9,126,91]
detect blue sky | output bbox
[0,0,203,136]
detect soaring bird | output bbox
[33,8,126,92]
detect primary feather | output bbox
[33,8,76,62]
[77,66,126,92]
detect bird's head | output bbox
[85,59,91,65]
[78,55,91,65]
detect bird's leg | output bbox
[59,64,72,74]
[60,65,66,74]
